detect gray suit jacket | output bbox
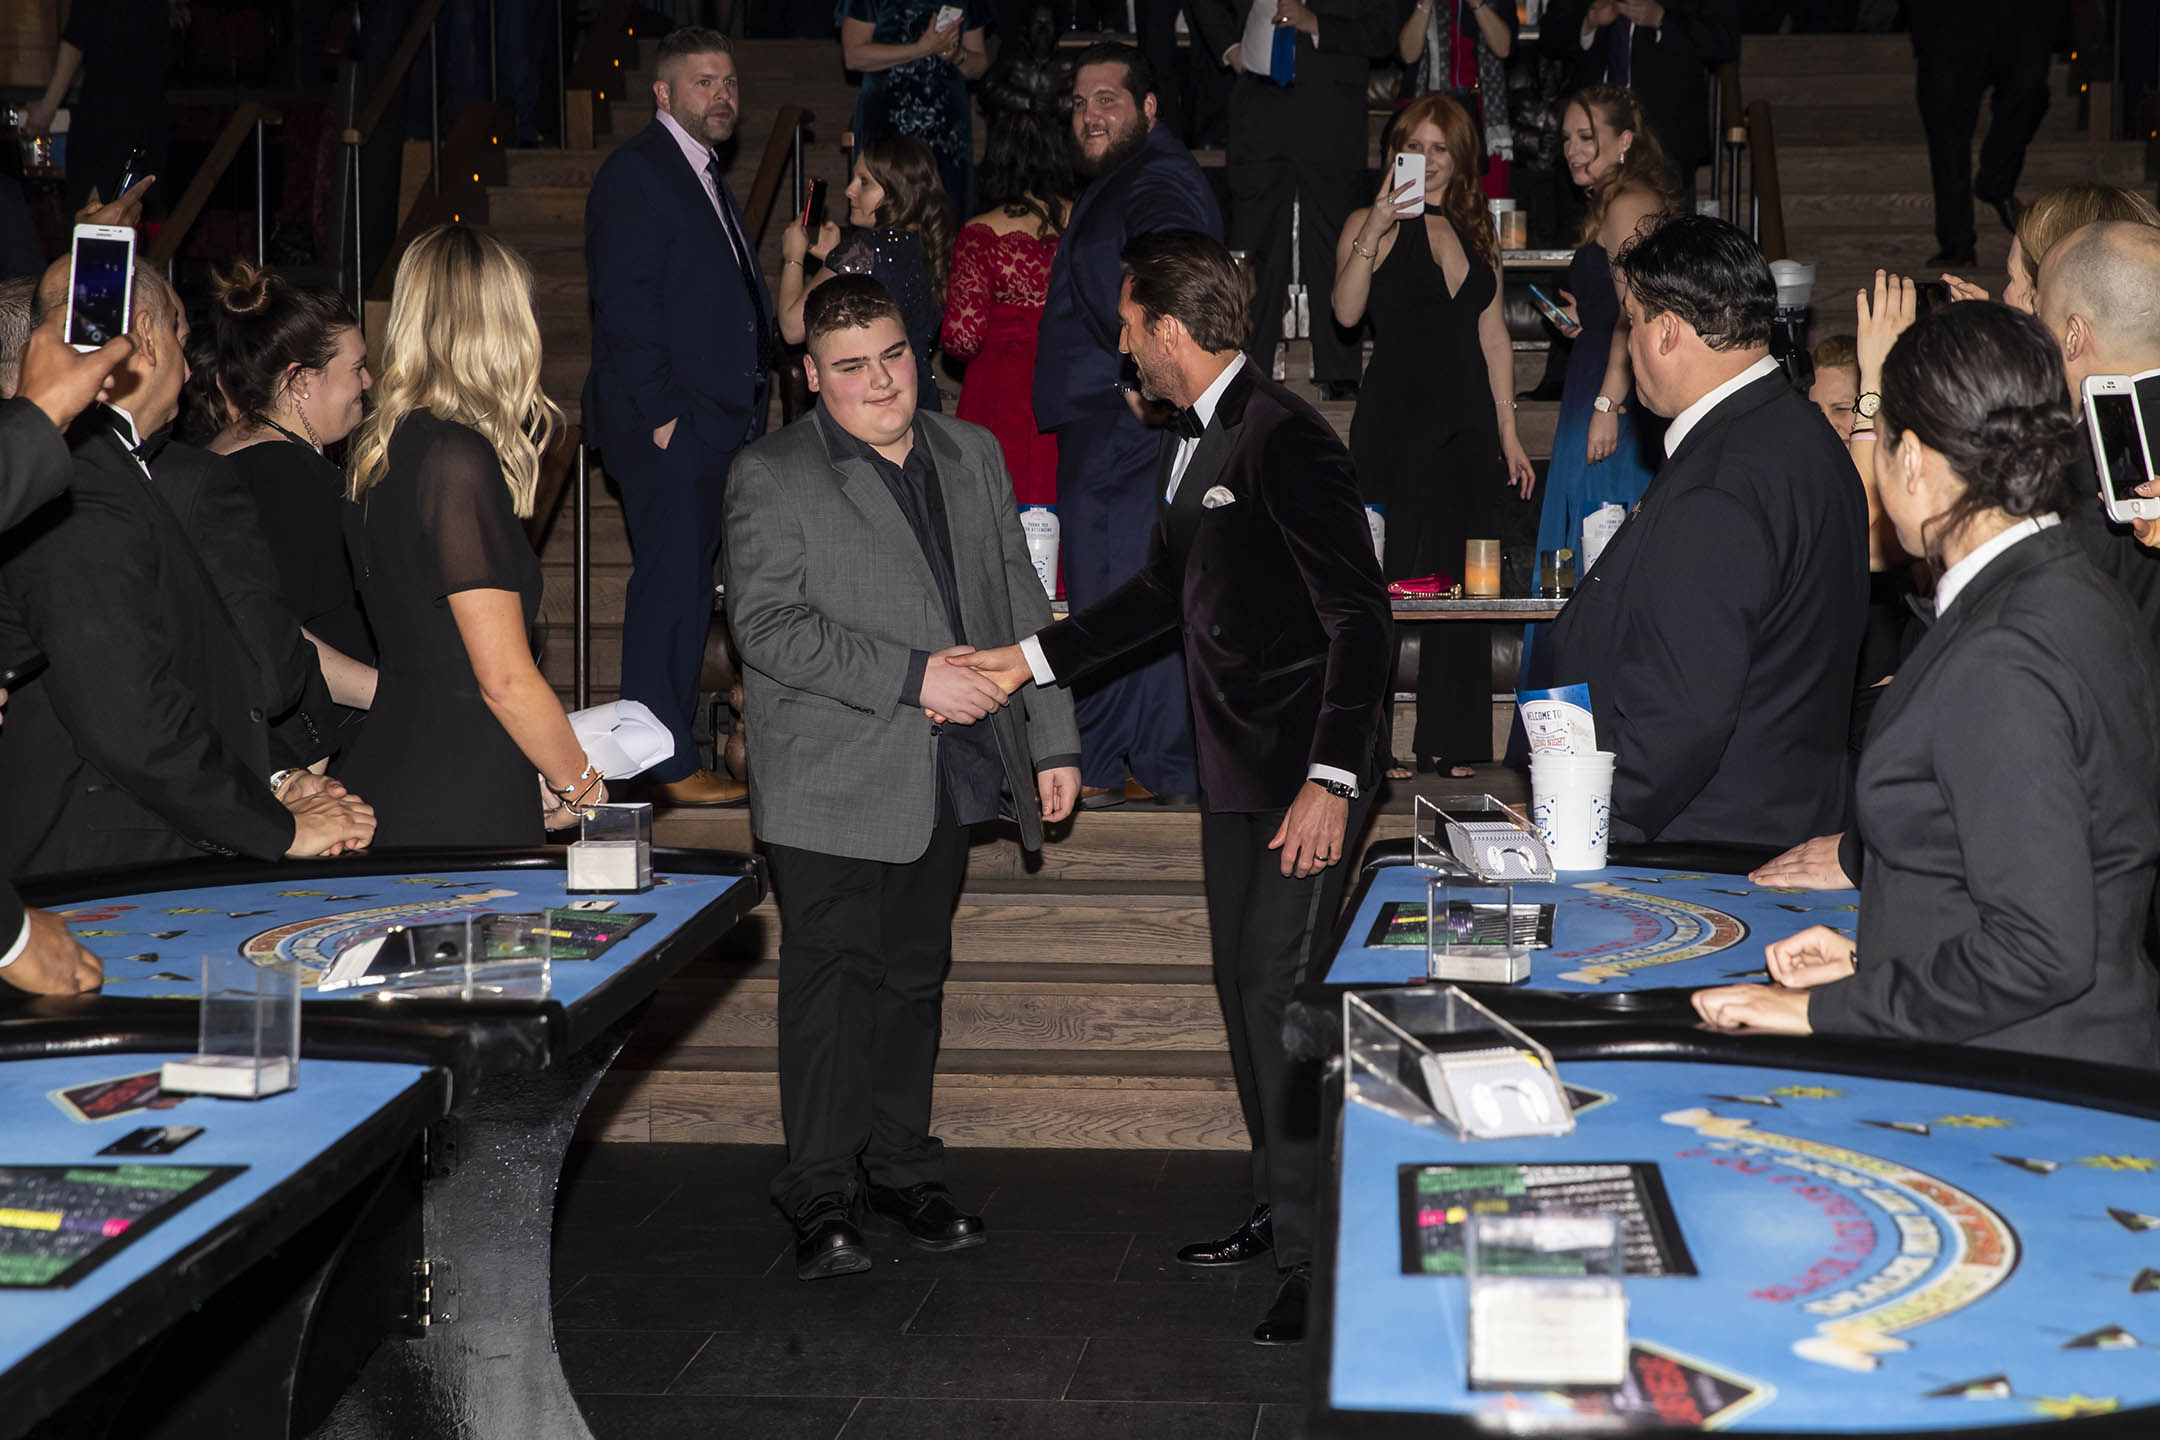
[722,409,1080,864]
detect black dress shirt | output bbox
[816,406,1005,825]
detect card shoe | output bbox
[867,1182,986,1251]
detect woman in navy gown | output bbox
[1535,85,1678,573]
[839,0,989,218]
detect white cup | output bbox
[1530,750,1616,871]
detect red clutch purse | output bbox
[1387,574,1458,597]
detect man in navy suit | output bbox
[584,26,773,806]
[1034,43,1222,808]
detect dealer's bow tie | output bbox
[1168,406,1206,441]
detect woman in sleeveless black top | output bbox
[1334,95,1534,777]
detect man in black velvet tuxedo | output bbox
[964,230,1392,1346]
[1542,214,1868,849]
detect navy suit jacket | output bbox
[582,120,774,461]
[1033,124,1222,433]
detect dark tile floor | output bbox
[552,1143,1311,1440]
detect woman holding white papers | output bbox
[341,225,606,846]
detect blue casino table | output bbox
[1324,840,1858,1017]
[7,847,764,1440]
[1311,1028,2160,1438]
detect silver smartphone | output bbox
[2083,374,2160,525]
[66,223,134,351]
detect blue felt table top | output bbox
[0,1051,433,1378]
[1328,863,1862,993]
[1330,1057,2160,1432]
[55,870,751,1012]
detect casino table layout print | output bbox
[54,866,745,1012]
[1319,1046,2160,1436]
[1328,861,1862,994]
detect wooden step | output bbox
[632,958,1229,1054]
[1773,141,2144,192]
[1772,99,2082,147]
[581,1046,1248,1148]
[1736,33,1914,77]
[1740,60,2071,108]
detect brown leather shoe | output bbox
[657,769,748,807]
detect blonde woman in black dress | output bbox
[341,225,605,846]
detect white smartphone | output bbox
[1389,151,1426,212]
[2082,374,2160,525]
[934,4,964,29]
[66,223,134,352]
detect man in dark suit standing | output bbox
[969,231,1392,1346]
[1035,43,1222,808]
[584,26,772,808]
[0,264,376,879]
[1542,215,1867,849]
[1192,0,1391,399]
[1541,0,1739,206]
[1910,0,2066,268]
[724,277,1080,1280]
[1190,0,1394,401]
[0,295,133,995]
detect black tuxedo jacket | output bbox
[1540,0,1740,170]
[582,120,774,461]
[1813,526,2160,1069]
[1036,364,1393,811]
[1033,124,1222,433]
[0,398,72,954]
[2061,452,2160,642]
[1188,0,1397,90]
[1543,369,1868,847]
[0,424,296,878]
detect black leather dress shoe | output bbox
[793,1194,873,1281]
[1925,245,1978,269]
[867,1182,986,1251]
[1176,1205,1273,1267]
[1252,1264,1311,1346]
[1983,193,2024,235]
[1321,380,1361,403]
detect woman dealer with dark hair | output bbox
[1694,301,2160,1069]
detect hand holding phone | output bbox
[1389,151,1426,214]
[67,223,135,352]
[1528,283,1581,335]
[934,3,964,28]
[2082,374,2160,526]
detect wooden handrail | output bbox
[147,102,279,267]
[742,104,810,242]
[347,0,450,145]
[367,100,511,302]
[1744,99,1786,262]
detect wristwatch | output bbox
[1592,394,1617,415]
[1855,391,1882,420]
[268,768,300,796]
[1316,777,1360,800]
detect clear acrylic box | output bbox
[1342,985,1574,1139]
[316,911,552,1001]
[567,802,653,893]
[1414,794,1553,883]
[160,952,300,1099]
[1425,872,1532,986]
[1465,1210,1630,1390]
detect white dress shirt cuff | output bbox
[1020,634,1057,687]
[0,914,31,970]
[1307,763,1359,794]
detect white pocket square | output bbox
[1201,485,1237,510]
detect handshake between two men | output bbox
[921,644,1350,882]
[918,644,1079,826]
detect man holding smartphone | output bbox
[0,289,137,993]
[584,26,772,808]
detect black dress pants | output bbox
[1227,72,1368,386]
[1201,790,1375,1270]
[1913,0,2062,253]
[765,822,969,1217]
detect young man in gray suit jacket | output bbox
[722,276,1082,1280]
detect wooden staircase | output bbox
[465,29,2141,1150]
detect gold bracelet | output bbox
[1351,239,1378,261]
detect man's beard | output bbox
[1073,117,1146,180]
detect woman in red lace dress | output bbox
[940,50,1074,508]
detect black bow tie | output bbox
[1168,406,1206,441]
[132,426,171,465]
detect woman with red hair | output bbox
[1333,93,1535,779]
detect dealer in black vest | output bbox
[955,229,1393,1347]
